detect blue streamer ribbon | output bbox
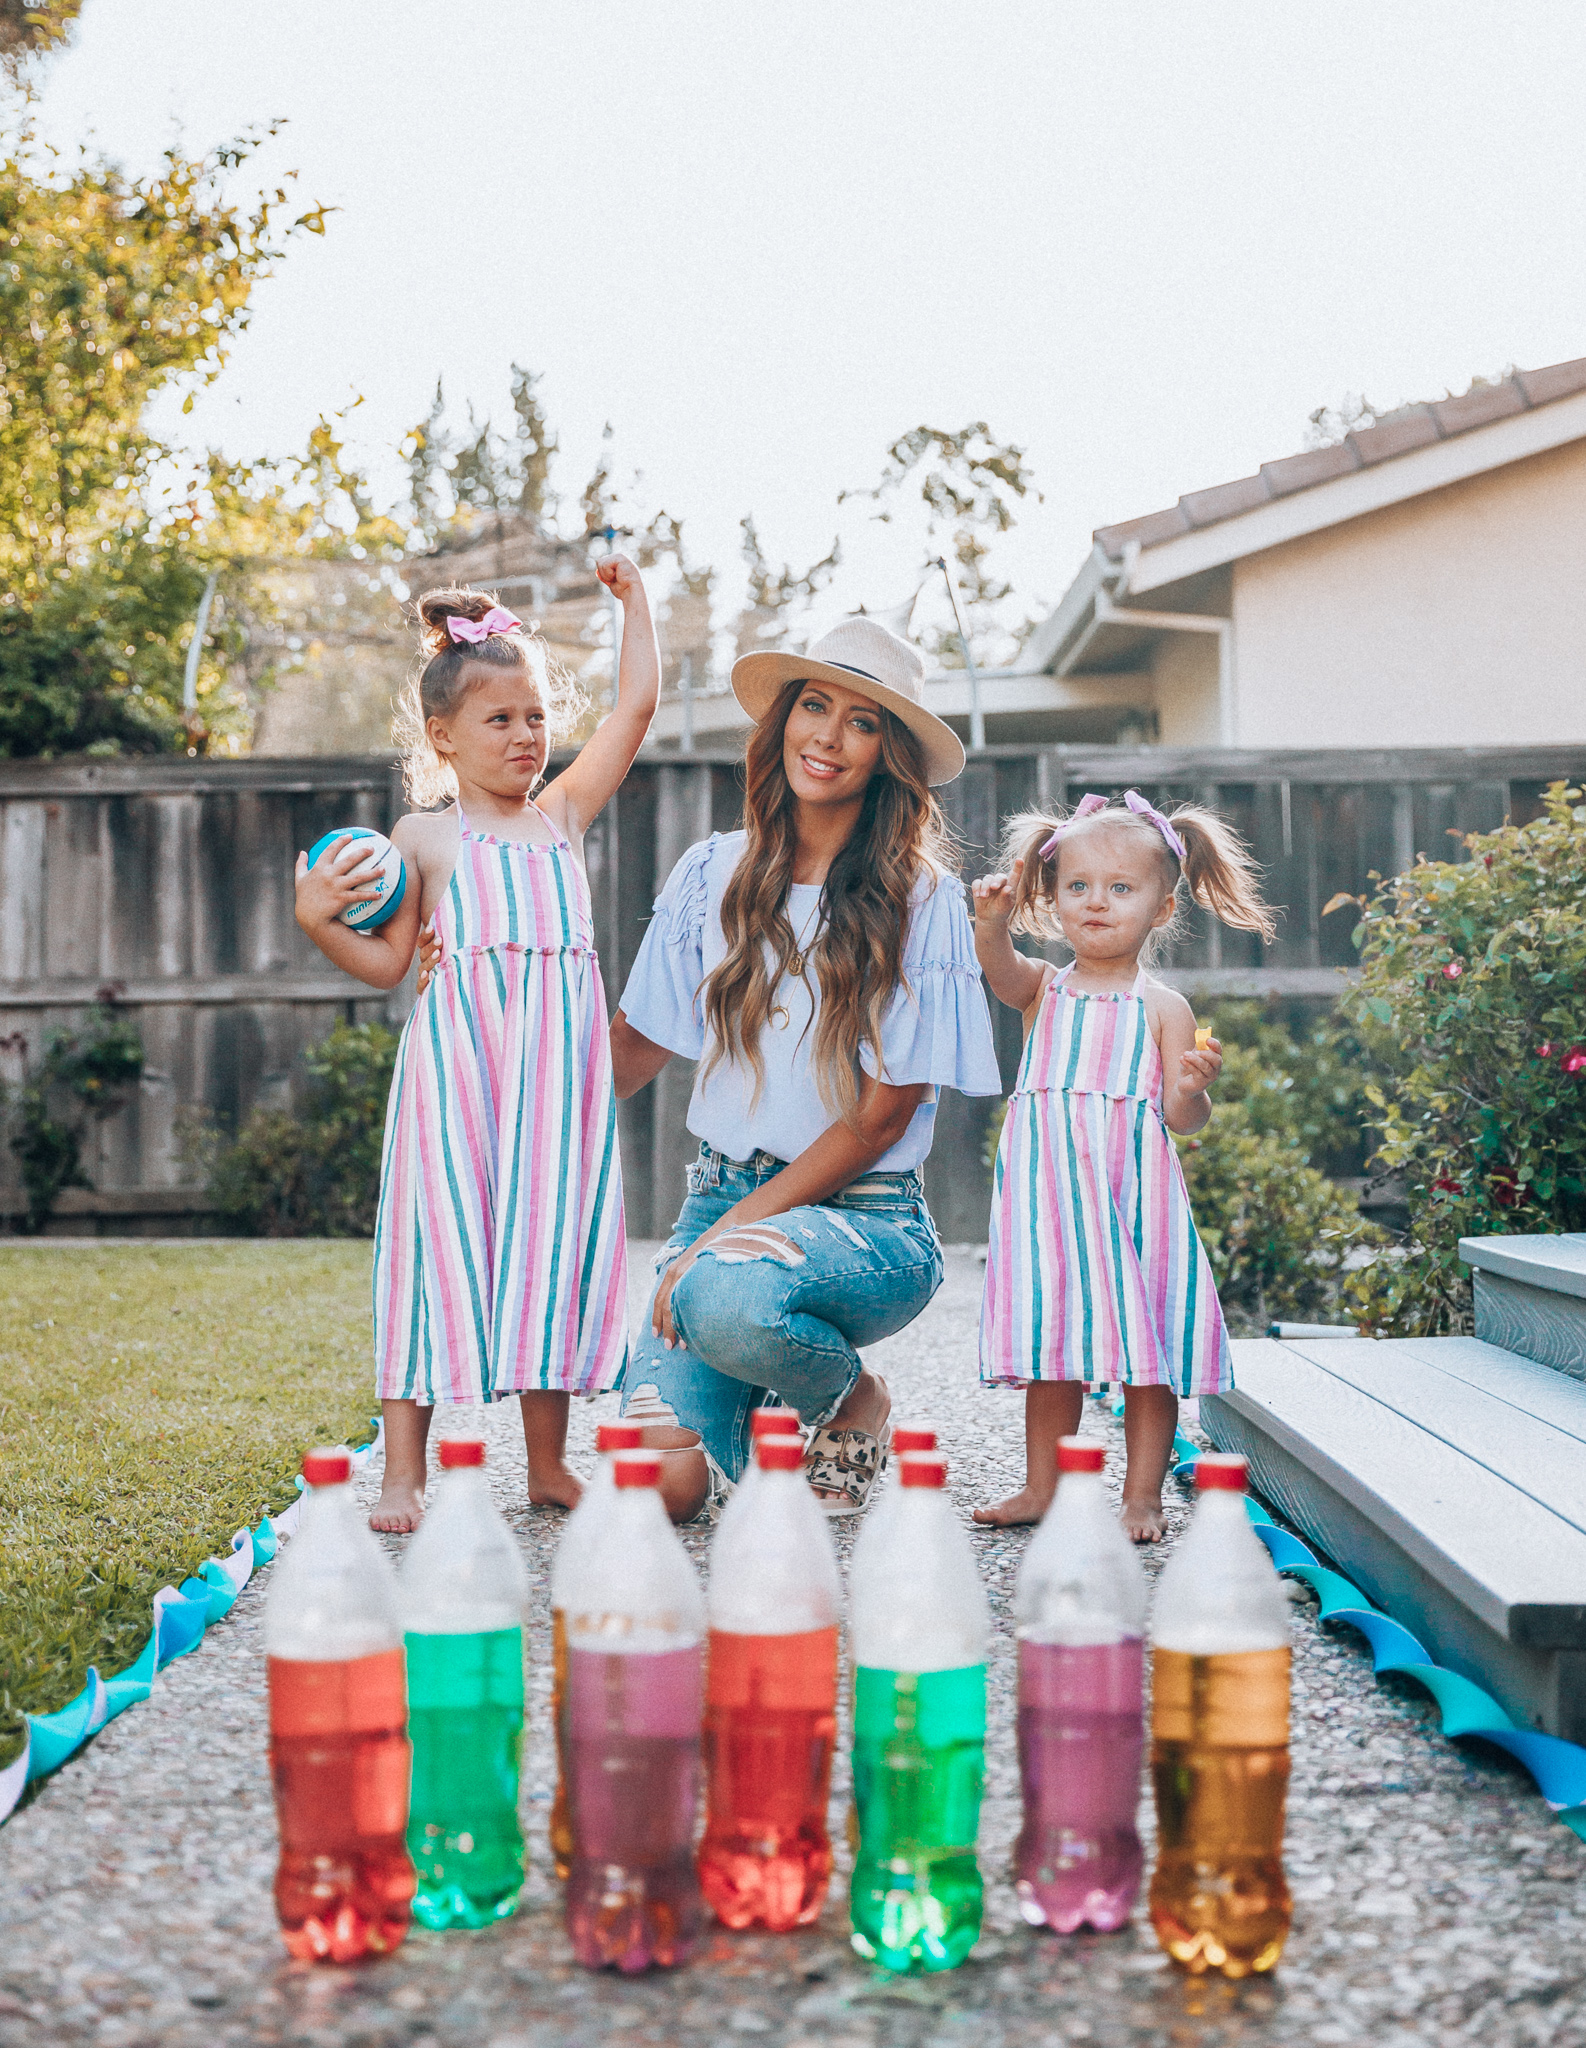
[1239,1496,1586,1839]
[0,1422,383,1826]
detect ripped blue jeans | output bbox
[621,1143,943,1495]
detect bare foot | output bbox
[527,1462,584,1512]
[369,1478,425,1533]
[972,1484,1055,1528]
[1120,1496,1168,1543]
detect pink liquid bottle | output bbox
[264,1448,415,1961]
[1012,1436,1148,1933]
[560,1449,707,1972]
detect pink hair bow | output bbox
[446,607,521,645]
[1038,792,1108,860]
[1038,788,1186,862]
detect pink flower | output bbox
[1563,1048,1586,1075]
[1443,960,1464,979]
[1538,1042,1556,1058]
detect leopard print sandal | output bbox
[802,1420,892,1517]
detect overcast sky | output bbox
[29,0,1586,642]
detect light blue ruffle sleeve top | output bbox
[618,830,1003,1173]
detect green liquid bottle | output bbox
[848,1452,990,1973]
[405,1625,525,1929]
[850,1663,987,1971]
[398,1439,531,1931]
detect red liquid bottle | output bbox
[562,1451,708,1972]
[265,1448,414,1961]
[699,1433,842,1930]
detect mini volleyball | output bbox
[306,828,407,931]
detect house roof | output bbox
[1093,358,1586,560]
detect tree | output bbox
[731,514,840,659]
[0,107,354,754]
[842,422,1038,667]
[0,0,82,63]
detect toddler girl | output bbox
[971,789,1275,1541]
[294,560,659,1530]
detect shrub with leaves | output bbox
[4,1004,145,1231]
[207,1020,398,1237]
[1337,782,1586,1335]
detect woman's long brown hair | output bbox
[700,678,954,1126]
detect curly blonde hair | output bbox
[393,587,585,808]
[997,795,1277,958]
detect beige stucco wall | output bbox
[1227,437,1586,747]
[1151,631,1223,746]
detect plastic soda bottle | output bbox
[562,1449,707,1971]
[848,1450,989,1972]
[549,1420,644,1878]
[400,1437,531,1929]
[1013,1436,1148,1932]
[1149,1451,1293,1976]
[265,1447,414,1961]
[699,1434,841,1929]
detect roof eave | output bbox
[1114,385,1586,597]
[1022,543,1114,674]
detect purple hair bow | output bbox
[446,606,521,645]
[1039,789,1186,862]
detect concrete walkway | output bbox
[1,1249,1583,2048]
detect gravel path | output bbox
[2,1246,1583,2048]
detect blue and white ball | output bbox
[306,828,407,932]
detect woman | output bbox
[613,616,1002,1523]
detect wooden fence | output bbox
[2,743,1581,1240]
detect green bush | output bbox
[1339,782,1586,1336]
[208,1020,399,1237]
[1176,1105,1377,1334]
[4,1004,145,1231]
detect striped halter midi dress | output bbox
[979,964,1231,1395]
[372,807,627,1404]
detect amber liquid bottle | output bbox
[1149,1453,1292,1978]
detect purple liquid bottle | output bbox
[558,1451,706,1972]
[1013,1436,1148,1933]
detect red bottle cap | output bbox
[1195,1452,1248,1493]
[750,1406,802,1438]
[756,1436,805,1472]
[899,1451,947,1489]
[597,1422,644,1453]
[892,1422,938,1453]
[302,1447,351,1487]
[438,1439,486,1469]
[1056,1437,1104,1474]
[612,1450,663,1489]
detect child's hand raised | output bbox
[595,552,644,604]
[972,859,1022,927]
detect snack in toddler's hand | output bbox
[1194,1027,1213,1052]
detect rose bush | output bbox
[1339,782,1586,1335]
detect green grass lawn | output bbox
[0,1242,380,1772]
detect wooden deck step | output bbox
[1461,1233,1586,1380]
[1206,1337,1586,1742]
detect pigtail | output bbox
[1168,803,1277,941]
[995,808,1068,938]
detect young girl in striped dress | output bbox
[971,790,1275,1541]
[293,562,658,1531]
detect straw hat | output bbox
[731,617,966,786]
